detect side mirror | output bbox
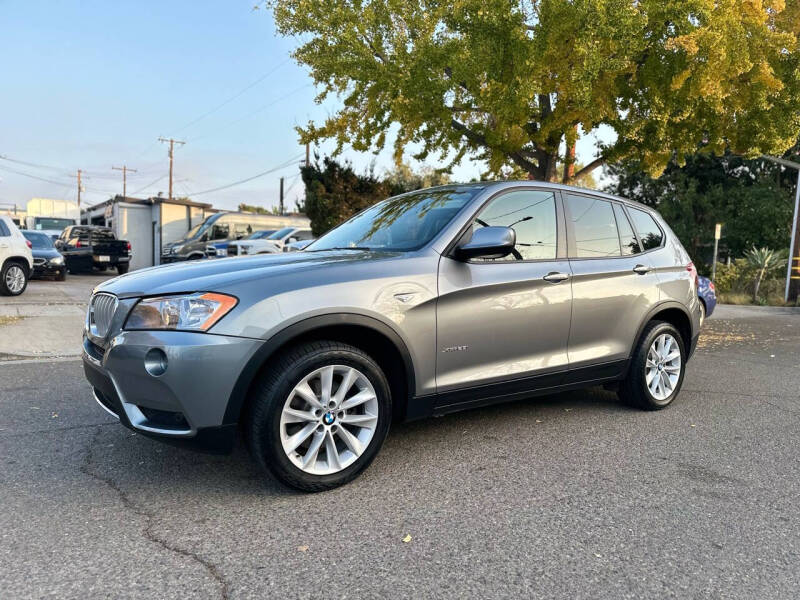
[454,226,516,261]
[54,239,64,250]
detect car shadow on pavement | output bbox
[86,385,629,499]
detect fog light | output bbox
[144,348,168,376]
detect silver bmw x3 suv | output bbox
[83,181,701,491]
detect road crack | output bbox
[80,427,230,600]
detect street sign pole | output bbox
[712,223,722,283]
[761,156,800,303]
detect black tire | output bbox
[246,340,392,492]
[618,320,686,410]
[116,263,129,275]
[0,260,28,296]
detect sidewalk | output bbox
[0,273,110,360]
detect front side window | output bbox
[628,208,664,251]
[566,195,621,258]
[613,204,641,255]
[211,222,229,240]
[469,189,557,261]
[307,186,483,252]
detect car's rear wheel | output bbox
[246,341,391,492]
[116,263,129,275]
[618,321,686,410]
[1,262,28,296]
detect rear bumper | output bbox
[82,329,264,452]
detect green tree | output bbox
[604,152,795,260]
[270,0,800,182]
[238,203,282,215]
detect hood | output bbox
[31,247,62,259]
[96,250,401,298]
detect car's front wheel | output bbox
[618,321,686,410]
[246,341,391,492]
[1,261,28,296]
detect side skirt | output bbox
[405,359,628,420]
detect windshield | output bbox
[34,217,73,231]
[267,227,294,240]
[246,230,276,240]
[23,231,54,249]
[307,186,482,252]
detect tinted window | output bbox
[23,231,54,249]
[613,204,641,255]
[308,187,482,252]
[566,195,621,258]
[629,208,664,250]
[268,227,294,240]
[211,222,229,240]
[0,219,9,237]
[471,190,557,261]
[296,230,314,240]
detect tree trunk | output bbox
[753,269,765,303]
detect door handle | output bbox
[633,264,651,275]
[543,271,570,283]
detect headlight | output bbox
[124,293,237,331]
[49,256,65,265]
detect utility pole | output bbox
[71,169,85,209]
[279,176,285,215]
[711,223,722,283]
[158,137,185,201]
[762,155,800,303]
[112,165,137,198]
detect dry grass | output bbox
[717,292,794,307]
[0,316,22,327]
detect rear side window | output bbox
[613,204,641,255]
[629,208,664,251]
[471,189,558,261]
[566,194,621,258]
[0,219,9,236]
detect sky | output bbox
[0,0,608,213]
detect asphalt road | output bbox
[1,306,799,599]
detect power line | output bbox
[189,83,312,142]
[171,57,292,135]
[158,138,185,201]
[188,154,303,196]
[130,173,168,196]
[0,163,72,188]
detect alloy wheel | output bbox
[645,333,682,401]
[280,365,379,475]
[5,265,25,294]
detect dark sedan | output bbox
[22,230,66,280]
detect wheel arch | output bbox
[224,314,416,426]
[2,256,31,277]
[629,301,694,364]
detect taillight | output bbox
[126,241,131,252]
[25,239,32,249]
[687,262,698,285]
[709,281,715,291]
[76,240,82,248]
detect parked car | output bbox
[226,230,277,256]
[22,230,66,281]
[0,215,33,296]
[284,238,314,252]
[56,226,131,275]
[697,275,717,325]
[82,182,701,492]
[161,213,309,262]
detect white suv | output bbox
[0,215,34,296]
[229,227,313,255]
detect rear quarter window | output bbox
[628,208,664,251]
[0,219,9,236]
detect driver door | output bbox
[436,188,573,399]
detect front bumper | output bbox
[82,329,264,452]
[32,262,64,277]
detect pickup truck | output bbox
[56,226,131,275]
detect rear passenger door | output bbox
[564,193,659,374]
